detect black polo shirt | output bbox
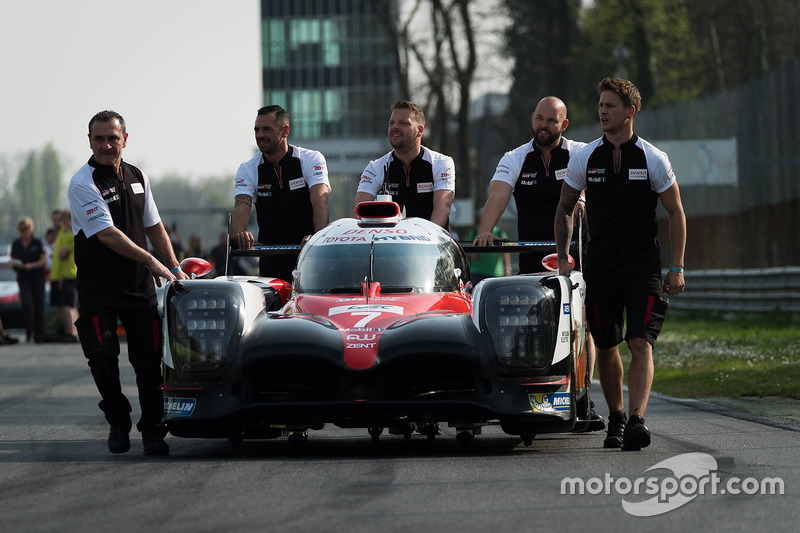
[566,135,677,273]
[69,157,157,308]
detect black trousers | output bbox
[75,305,164,437]
[18,278,45,342]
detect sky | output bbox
[0,0,262,182]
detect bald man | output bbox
[473,97,586,273]
[473,97,603,432]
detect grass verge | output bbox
[617,310,800,400]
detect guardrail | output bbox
[666,267,800,313]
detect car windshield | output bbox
[296,240,466,294]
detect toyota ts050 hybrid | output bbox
[160,202,594,447]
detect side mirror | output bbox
[179,257,213,278]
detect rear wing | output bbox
[220,213,583,275]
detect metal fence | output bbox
[666,267,800,313]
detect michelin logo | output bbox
[529,392,570,412]
[164,397,196,417]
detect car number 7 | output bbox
[351,312,381,327]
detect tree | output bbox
[13,144,63,234]
[503,0,714,127]
[503,0,584,138]
[150,175,236,252]
[685,0,800,93]
[0,155,20,243]
[379,0,491,202]
[40,143,63,212]
[15,152,44,232]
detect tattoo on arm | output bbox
[555,186,581,256]
[235,194,253,208]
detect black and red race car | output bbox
[161,202,594,446]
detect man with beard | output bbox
[473,96,604,433]
[231,105,331,281]
[472,97,586,274]
[350,100,455,228]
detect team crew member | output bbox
[350,100,455,228]
[231,105,331,282]
[555,78,686,451]
[473,96,603,433]
[68,110,188,456]
[473,97,586,274]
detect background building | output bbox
[261,0,401,217]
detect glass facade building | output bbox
[261,0,400,141]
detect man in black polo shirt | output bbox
[350,100,455,228]
[473,96,586,274]
[555,78,687,451]
[231,105,331,282]
[68,110,188,456]
[473,96,603,433]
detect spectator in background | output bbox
[10,216,47,343]
[210,232,247,277]
[185,233,206,259]
[50,209,79,342]
[43,227,58,274]
[153,223,185,266]
[168,223,185,260]
[44,209,63,273]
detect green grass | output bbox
[616,310,800,400]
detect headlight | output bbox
[488,286,556,369]
[168,289,240,372]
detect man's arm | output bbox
[309,183,330,232]
[659,182,687,295]
[473,181,512,246]
[145,222,189,280]
[95,224,181,284]
[231,194,254,249]
[555,182,582,275]
[349,191,376,218]
[430,189,454,228]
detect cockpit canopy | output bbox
[294,218,470,294]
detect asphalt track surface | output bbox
[1,339,797,533]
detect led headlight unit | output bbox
[489,285,556,369]
[168,289,240,372]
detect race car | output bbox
[161,201,593,446]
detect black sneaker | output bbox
[622,415,651,451]
[108,427,131,454]
[603,411,627,448]
[142,437,170,456]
